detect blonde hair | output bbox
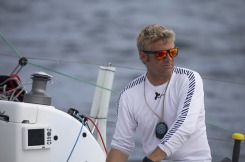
[136,24,175,52]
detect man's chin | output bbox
[159,72,172,77]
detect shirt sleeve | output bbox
[110,91,137,156]
[158,71,205,156]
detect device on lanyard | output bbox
[155,121,168,139]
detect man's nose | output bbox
[164,53,172,61]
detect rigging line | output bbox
[1,53,245,86]
[206,122,235,133]
[28,61,119,94]
[105,119,237,134]
[0,53,145,71]
[0,32,22,58]
[202,77,245,86]
[13,55,245,84]
[208,137,245,145]
[106,118,238,134]
[0,51,119,94]
[23,61,245,87]
[20,56,103,67]
[0,30,119,94]
[208,137,233,143]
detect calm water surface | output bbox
[0,0,245,161]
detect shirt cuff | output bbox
[158,143,172,157]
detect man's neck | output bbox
[146,73,171,86]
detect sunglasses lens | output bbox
[169,48,178,57]
[156,51,167,60]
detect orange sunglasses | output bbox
[142,47,178,60]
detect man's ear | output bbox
[140,52,146,63]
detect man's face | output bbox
[141,40,176,77]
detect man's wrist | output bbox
[142,156,154,162]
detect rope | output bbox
[28,62,119,93]
[1,53,245,86]
[206,122,234,133]
[0,32,22,58]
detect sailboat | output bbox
[0,60,114,161]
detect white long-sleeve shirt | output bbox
[111,67,212,161]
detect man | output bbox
[106,24,211,162]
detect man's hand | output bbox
[106,148,128,162]
[147,146,167,162]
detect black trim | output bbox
[143,156,154,162]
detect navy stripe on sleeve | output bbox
[116,75,146,116]
[160,67,196,144]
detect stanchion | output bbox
[231,133,244,162]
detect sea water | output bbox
[0,0,245,161]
